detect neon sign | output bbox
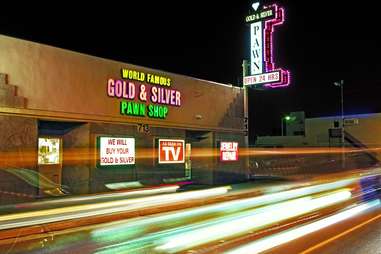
[107,68,182,119]
[244,3,290,88]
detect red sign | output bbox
[220,142,239,162]
[158,139,185,164]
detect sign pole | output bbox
[243,60,250,179]
[243,59,250,143]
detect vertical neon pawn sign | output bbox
[243,3,290,88]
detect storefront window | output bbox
[38,138,60,165]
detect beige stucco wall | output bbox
[0,116,38,202]
[0,35,244,132]
[306,114,381,160]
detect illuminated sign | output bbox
[245,5,275,23]
[220,141,239,162]
[107,68,181,119]
[158,139,185,164]
[38,138,60,165]
[250,21,263,75]
[121,69,171,86]
[244,3,290,88]
[243,70,280,85]
[99,137,135,166]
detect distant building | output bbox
[252,112,380,178]
[257,112,381,150]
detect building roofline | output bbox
[0,34,243,90]
[307,112,381,120]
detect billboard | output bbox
[220,141,239,162]
[158,139,185,164]
[99,137,135,166]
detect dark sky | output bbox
[1,1,381,138]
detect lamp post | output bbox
[281,115,292,136]
[334,80,345,168]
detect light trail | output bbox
[91,177,357,243]
[225,199,381,254]
[300,207,381,254]
[13,185,180,209]
[93,187,353,254]
[104,181,143,190]
[154,189,352,253]
[2,177,358,232]
[0,186,230,230]
[0,176,374,254]
[1,146,379,168]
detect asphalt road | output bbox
[255,204,381,254]
[0,171,379,254]
[305,207,381,254]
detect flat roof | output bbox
[0,34,242,90]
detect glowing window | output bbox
[38,138,60,165]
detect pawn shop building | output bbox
[0,35,246,197]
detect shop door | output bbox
[38,136,63,194]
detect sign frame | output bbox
[158,138,185,164]
[244,3,290,89]
[96,136,136,169]
[219,141,239,162]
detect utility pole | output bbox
[243,60,250,146]
[242,60,250,179]
[334,80,345,169]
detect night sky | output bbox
[1,1,381,139]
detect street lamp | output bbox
[334,80,345,168]
[281,115,295,136]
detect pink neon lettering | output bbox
[107,79,115,96]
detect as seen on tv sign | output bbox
[158,139,185,164]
